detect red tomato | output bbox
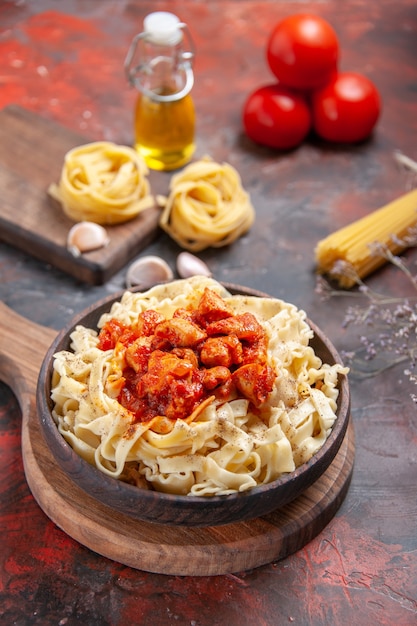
[311,72,381,143]
[242,84,311,150]
[267,14,339,90]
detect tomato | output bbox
[242,84,311,150]
[267,14,339,90]
[311,72,381,143]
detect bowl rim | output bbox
[36,281,350,525]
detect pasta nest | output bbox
[49,141,153,225]
[159,157,255,251]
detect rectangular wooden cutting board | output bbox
[0,105,161,285]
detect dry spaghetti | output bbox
[315,188,417,287]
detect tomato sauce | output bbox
[97,288,276,423]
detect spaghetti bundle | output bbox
[49,142,153,225]
[159,157,255,251]
[315,189,417,288]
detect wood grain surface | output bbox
[0,106,161,284]
[0,301,354,576]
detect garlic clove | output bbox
[67,221,110,257]
[176,252,212,279]
[126,255,174,290]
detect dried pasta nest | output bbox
[49,141,154,225]
[159,157,255,251]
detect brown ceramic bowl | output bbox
[36,283,350,527]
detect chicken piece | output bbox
[232,363,276,407]
[153,318,207,348]
[202,366,231,391]
[172,307,195,322]
[241,335,268,365]
[172,347,199,369]
[125,337,152,375]
[206,312,264,343]
[134,309,165,336]
[138,351,191,396]
[199,335,243,368]
[137,350,205,421]
[97,318,135,350]
[196,288,233,325]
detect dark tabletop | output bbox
[1,1,416,625]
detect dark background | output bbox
[1,1,416,624]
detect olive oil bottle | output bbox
[125,12,195,171]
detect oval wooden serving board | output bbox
[0,301,354,576]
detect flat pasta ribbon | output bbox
[51,277,349,497]
[49,141,153,225]
[159,157,255,251]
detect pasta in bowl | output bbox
[37,277,350,526]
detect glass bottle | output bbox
[124,11,195,171]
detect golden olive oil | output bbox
[124,12,196,171]
[134,90,195,171]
